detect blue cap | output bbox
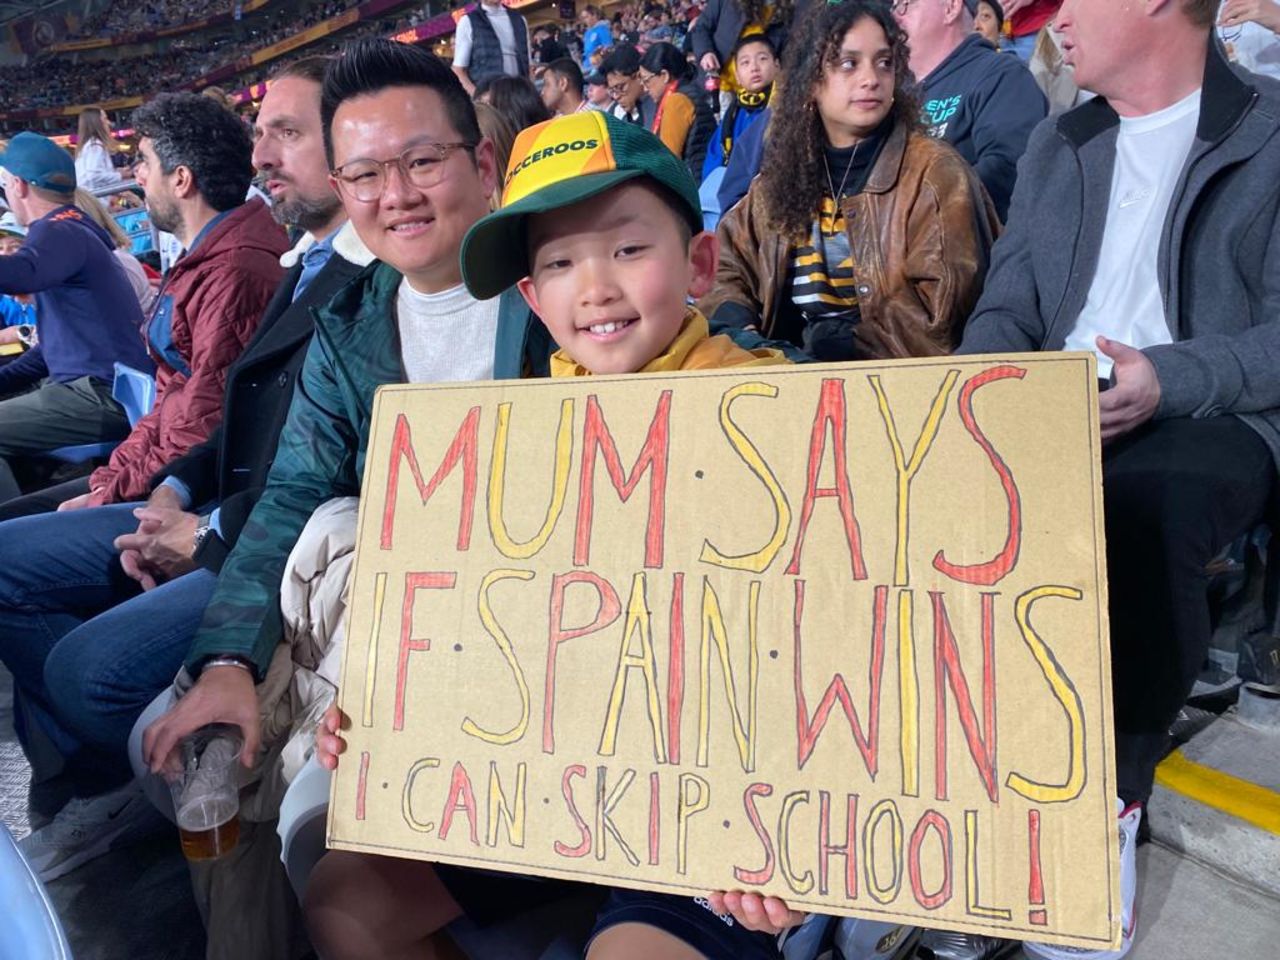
[0,132,76,192]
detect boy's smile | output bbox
[516,181,717,375]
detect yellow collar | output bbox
[550,309,713,377]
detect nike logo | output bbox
[1118,190,1151,208]
[106,800,132,821]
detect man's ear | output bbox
[474,137,500,201]
[516,275,542,316]
[686,230,719,301]
[170,164,197,201]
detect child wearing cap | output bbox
[461,110,786,381]
[461,110,797,960]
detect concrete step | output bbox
[1148,703,1280,899]
[1126,842,1280,958]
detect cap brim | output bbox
[461,169,646,301]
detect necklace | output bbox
[822,139,861,203]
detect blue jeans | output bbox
[0,504,216,775]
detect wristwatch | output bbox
[15,323,35,348]
[193,519,215,555]
[191,518,228,572]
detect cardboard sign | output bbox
[328,354,1121,950]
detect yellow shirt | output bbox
[550,309,787,377]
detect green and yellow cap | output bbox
[461,110,702,300]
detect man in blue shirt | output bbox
[0,133,152,502]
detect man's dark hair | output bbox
[731,33,777,60]
[321,38,479,167]
[270,55,333,86]
[132,92,253,212]
[600,44,641,77]
[583,4,602,18]
[545,57,584,92]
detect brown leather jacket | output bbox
[700,122,1001,359]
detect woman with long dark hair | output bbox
[474,75,552,133]
[638,41,716,178]
[701,0,999,361]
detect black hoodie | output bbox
[920,33,1047,220]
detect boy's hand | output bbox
[316,703,349,771]
[707,891,806,934]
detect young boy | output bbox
[460,110,795,960]
[701,34,778,182]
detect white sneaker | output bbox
[17,780,166,882]
[1023,801,1141,960]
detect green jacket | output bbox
[185,262,553,675]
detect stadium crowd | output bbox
[70,0,240,40]
[2,1,1280,959]
[0,40,237,111]
[1,0,366,115]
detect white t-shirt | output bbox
[1064,89,1201,377]
[452,3,528,79]
[396,279,499,384]
[74,138,121,191]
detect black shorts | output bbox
[588,889,782,960]
[434,864,593,927]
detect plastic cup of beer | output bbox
[166,723,242,862]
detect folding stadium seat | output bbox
[47,362,156,465]
[0,823,72,959]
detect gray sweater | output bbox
[960,38,1280,468]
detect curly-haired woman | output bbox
[701,0,1000,362]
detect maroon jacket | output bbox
[90,198,288,503]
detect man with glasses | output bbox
[601,44,656,127]
[140,38,556,960]
[141,45,553,955]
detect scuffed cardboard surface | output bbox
[328,353,1120,949]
